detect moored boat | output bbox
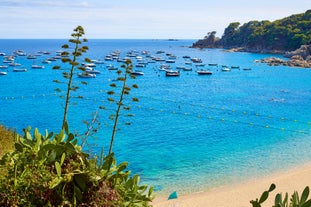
[32,65,45,69]
[197,70,213,75]
[131,70,144,75]
[0,71,7,75]
[13,68,27,72]
[78,73,96,78]
[0,65,8,69]
[165,70,180,77]
[222,67,231,72]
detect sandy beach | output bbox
[152,163,311,207]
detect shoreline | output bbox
[152,162,311,207]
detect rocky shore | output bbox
[259,45,311,68]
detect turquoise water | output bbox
[1,39,311,195]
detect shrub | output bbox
[0,126,154,206]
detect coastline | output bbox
[152,162,311,207]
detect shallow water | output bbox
[0,39,311,195]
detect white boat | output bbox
[91,59,105,64]
[222,67,231,72]
[13,68,27,72]
[197,70,212,75]
[107,65,118,70]
[166,70,180,77]
[165,59,175,63]
[84,63,96,67]
[0,71,7,75]
[191,57,202,63]
[9,62,21,66]
[27,55,36,59]
[85,67,101,74]
[183,67,192,71]
[32,65,45,69]
[0,65,8,69]
[131,70,144,76]
[176,66,186,70]
[42,59,52,64]
[78,73,96,78]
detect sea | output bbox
[1,39,311,196]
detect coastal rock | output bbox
[259,44,311,68]
[260,57,287,66]
[287,55,311,68]
[284,45,311,59]
[260,54,311,68]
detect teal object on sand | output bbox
[168,191,178,200]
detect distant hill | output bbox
[192,10,311,53]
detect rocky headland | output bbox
[192,10,311,68]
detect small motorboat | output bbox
[165,70,180,77]
[197,70,212,75]
[222,67,231,72]
[85,67,101,74]
[13,68,27,72]
[78,73,96,78]
[131,70,144,76]
[32,65,45,69]
[0,71,7,75]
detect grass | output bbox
[0,125,15,158]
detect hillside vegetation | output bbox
[192,10,311,53]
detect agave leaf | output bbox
[47,150,57,163]
[301,186,310,204]
[55,161,62,177]
[301,199,311,207]
[74,174,87,191]
[74,185,83,201]
[60,153,66,166]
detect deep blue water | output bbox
[1,39,311,195]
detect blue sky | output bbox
[0,0,310,39]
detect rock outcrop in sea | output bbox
[259,45,311,68]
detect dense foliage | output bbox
[193,10,311,52]
[0,126,154,206]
